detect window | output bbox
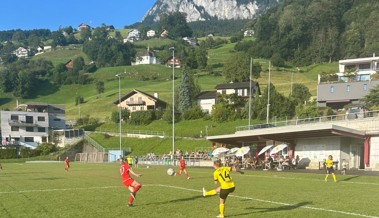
[38,127,46,132]
[11,115,19,121]
[330,86,335,93]
[24,137,34,142]
[54,118,61,121]
[11,126,19,132]
[346,85,350,92]
[363,84,368,91]
[140,106,145,111]
[26,127,34,132]
[42,137,47,143]
[132,106,136,111]
[25,116,33,123]
[38,116,45,121]
[237,89,243,96]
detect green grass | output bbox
[32,45,89,66]
[134,38,176,49]
[1,163,378,218]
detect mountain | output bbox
[141,0,278,24]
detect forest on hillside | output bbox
[243,0,379,66]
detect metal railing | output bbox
[84,134,107,152]
[94,128,165,137]
[236,109,379,132]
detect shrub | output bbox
[183,106,205,120]
[0,149,18,159]
[128,111,155,125]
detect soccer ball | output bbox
[167,168,175,176]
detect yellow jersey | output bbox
[325,159,334,168]
[213,167,235,189]
[127,157,133,165]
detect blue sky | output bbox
[0,0,156,31]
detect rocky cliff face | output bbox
[142,0,278,23]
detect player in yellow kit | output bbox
[324,155,337,182]
[202,159,244,218]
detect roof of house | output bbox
[196,91,217,100]
[215,81,259,89]
[113,89,166,105]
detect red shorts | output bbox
[179,167,186,171]
[123,178,135,187]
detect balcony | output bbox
[126,100,145,106]
[8,119,38,127]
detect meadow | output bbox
[0,163,378,218]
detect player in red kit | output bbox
[120,158,142,207]
[64,157,70,172]
[175,156,190,179]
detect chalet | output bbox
[65,59,73,70]
[182,37,197,46]
[317,55,379,108]
[166,56,182,68]
[132,47,157,65]
[147,30,156,38]
[160,29,169,38]
[78,23,91,31]
[128,29,140,41]
[197,81,261,114]
[13,47,29,58]
[244,30,255,37]
[114,89,166,112]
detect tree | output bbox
[362,85,379,108]
[289,83,312,105]
[159,12,193,38]
[178,69,192,113]
[95,81,105,96]
[51,31,67,48]
[223,52,261,82]
[27,34,41,49]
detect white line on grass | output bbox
[152,184,379,218]
[1,184,377,218]
[195,171,379,186]
[0,186,120,195]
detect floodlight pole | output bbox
[116,73,122,158]
[169,47,175,163]
[249,57,252,129]
[266,61,271,124]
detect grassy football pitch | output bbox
[0,162,378,218]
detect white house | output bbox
[244,30,254,37]
[197,81,261,114]
[132,47,157,65]
[1,103,66,149]
[13,47,29,58]
[128,29,140,41]
[147,30,156,38]
[183,37,197,46]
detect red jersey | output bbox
[120,163,132,182]
[65,159,69,166]
[179,159,186,168]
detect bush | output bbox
[0,149,18,159]
[20,148,42,158]
[183,106,205,120]
[36,143,57,155]
[128,111,155,125]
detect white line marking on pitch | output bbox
[0,186,120,194]
[152,184,379,218]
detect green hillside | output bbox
[0,40,337,121]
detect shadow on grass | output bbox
[228,201,312,217]
[144,195,203,206]
[31,177,64,181]
[341,175,360,182]
[0,98,12,107]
